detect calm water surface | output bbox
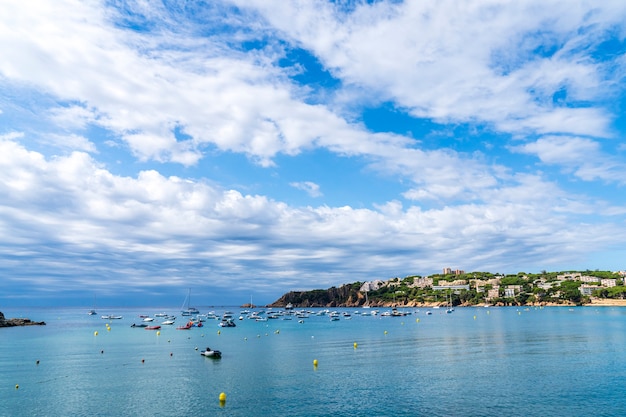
[2,306,626,416]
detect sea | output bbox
[2,305,626,417]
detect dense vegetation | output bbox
[269,270,624,308]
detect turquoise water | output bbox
[2,306,626,416]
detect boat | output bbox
[176,322,193,330]
[145,325,161,330]
[161,319,176,325]
[101,315,123,320]
[131,323,148,328]
[363,290,371,308]
[180,288,200,316]
[446,291,454,313]
[142,317,154,322]
[87,295,97,315]
[218,318,236,327]
[200,347,222,358]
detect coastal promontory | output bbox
[0,311,46,327]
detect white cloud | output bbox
[236,0,624,138]
[39,133,98,153]
[513,135,626,184]
[290,181,323,198]
[1,136,624,299]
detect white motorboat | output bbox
[200,347,222,358]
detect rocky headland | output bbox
[0,311,46,327]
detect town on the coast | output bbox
[270,269,626,308]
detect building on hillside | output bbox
[503,285,523,297]
[432,284,470,291]
[580,285,601,296]
[486,286,500,300]
[360,280,384,292]
[601,279,617,287]
[413,277,434,288]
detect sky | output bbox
[1,0,626,308]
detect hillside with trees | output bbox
[268,270,626,308]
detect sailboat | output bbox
[446,291,454,313]
[87,295,97,315]
[363,290,371,308]
[181,288,200,316]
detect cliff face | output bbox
[0,311,46,327]
[268,284,368,308]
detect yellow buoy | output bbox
[156,331,160,336]
[353,342,358,349]
[473,315,477,320]
[15,384,19,389]
[217,330,221,335]
[219,392,227,405]
[416,318,420,323]
[384,330,388,335]
[94,331,98,336]
[313,359,318,367]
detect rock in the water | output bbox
[0,311,46,327]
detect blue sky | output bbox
[1,0,626,308]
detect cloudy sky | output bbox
[1,0,626,308]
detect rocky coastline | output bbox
[0,311,46,327]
